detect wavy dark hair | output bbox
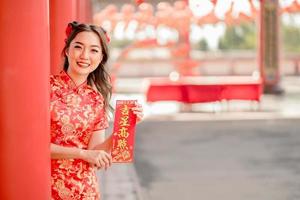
[62,21,112,113]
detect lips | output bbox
[77,61,90,68]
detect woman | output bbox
[50,21,143,199]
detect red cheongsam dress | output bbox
[50,71,108,200]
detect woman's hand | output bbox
[132,102,144,123]
[80,149,112,170]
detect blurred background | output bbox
[92,1,300,200]
[91,0,300,115]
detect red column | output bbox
[0,0,50,199]
[50,0,78,74]
[77,0,93,23]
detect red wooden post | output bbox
[77,0,93,23]
[50,0,78,75]
[0,0,50,199]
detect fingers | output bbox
[105,152,112,167]
[95,159,102,168]
[96,151,112,170]
[100,155,110,170]
[131,103,144,121]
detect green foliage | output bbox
[218,22,256,50]
[110,39,133,48]
[282,24,300,53]
[197,39,209,51]
[217,20,300,53]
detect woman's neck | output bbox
[66,69,88,86]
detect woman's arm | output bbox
[88,130,113,152]
[51,143,111,169]
[51,143,85,159]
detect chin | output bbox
[72,67,92,76]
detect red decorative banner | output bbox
[111,100,137,163]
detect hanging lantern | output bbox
[283,0,300,13]
[211,0,218,5]
[157,2,171,11]
[135,0,144,5]
[238,12,253,23]
[249,0,258,18]
[174,0,187,10]
[224,2,239,26]
[121,4,135,26]
[197,9,219,26]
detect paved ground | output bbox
[135,119,300,200]
[97,125,144,200]
[99,76,300,200]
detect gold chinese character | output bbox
[121,150,130,160]
[117,138,127,149]
[118,127,129,138]
[121,105,129,115]
[119,116,130,127]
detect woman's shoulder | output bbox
[50,74,61,86]
[84,86,105,107]
[87,86,104,101]
[50,74,65,95]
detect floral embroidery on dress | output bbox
[50,71,108,200]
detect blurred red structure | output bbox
[0,0,93,198]
[0,0,50,199]
[146,76,262,103]
[50,0,92,75]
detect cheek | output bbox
[67,50,78,62]
[92,55,102,65]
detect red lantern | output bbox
[121,4,135,27]
[197,9,219,26]
[174,1,187,10]
[135,0,144,5]
[211,0,218,5]
[283,0,300,13]
[157,2,171,11]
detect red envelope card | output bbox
[111,100,137,163]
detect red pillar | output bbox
[50,0,78,74]
[0,0,50,199]
[77,0,93,23]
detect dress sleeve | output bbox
[93,109,109,131]
[93,93,109,131]
[50,75,55,100]
[50,75,61,101]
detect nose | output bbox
[80,48,89,59]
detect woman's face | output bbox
[66,31,103,79]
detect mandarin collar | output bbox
[60,70,88,90]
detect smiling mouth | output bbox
[77,62,90,68]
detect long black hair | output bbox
[62,21,112,113]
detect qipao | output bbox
[50,71,108,200]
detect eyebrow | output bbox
[73,41,101,48]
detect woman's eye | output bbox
[91,49,99,53]
[74,45,82,49]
